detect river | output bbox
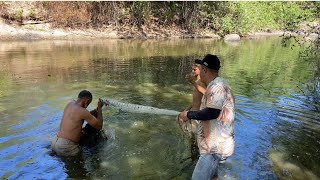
[0,38,319,179]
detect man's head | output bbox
[78,90,92,108]
[191,64,201,77]
[195,54,220,83]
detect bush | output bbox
[15,9,23,23]
[211,2,318,35]
[41,2,91,28]
[0,2,11,21]
[28,8,36,20]
[34,1,319,34]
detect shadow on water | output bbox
[0,38,319,179]
[0,101,66,179]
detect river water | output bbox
[0,38,319,179]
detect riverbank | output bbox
[1,2,318,41]
[0,19,287,41]
[1,19,319,42]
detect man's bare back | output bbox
[58,101,90,142]
[51,90,104,156]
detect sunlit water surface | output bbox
[0,39,319,179]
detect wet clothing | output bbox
[51,135,80,156]
[179,108,200,161]
[179,107,199,135]
[51,125,107,156]
[197,77,235,158]
[80,124,108,146]
[192,154,221,180]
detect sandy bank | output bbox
[0,20,294,41]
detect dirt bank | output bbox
[0,19,289,41]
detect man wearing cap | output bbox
[178,54,235,180]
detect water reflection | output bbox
[270,92,320,179]
[0,38,319,179]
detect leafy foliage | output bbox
[1,2,319,35]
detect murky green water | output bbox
[0,38,319,179]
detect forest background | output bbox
[0,1,319,40]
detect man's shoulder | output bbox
[66,101,77,108]
[206,77,233,94]
[210,77,230,87]
[66,101,88,114]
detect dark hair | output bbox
[78,90,92,99]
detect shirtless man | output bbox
[51,90,104,156]
[180,64,206,131]
[185,63,206,111]
[179,63,206,160]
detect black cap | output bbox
[195,54,221,70]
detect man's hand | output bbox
[178,110,189,123]
[185,73,196,84]
[98,98,104,109]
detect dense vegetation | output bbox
[0,1,319,35]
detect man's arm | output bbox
[96,99,103,127]
[83,111,102,130]
[178,107,221,122]
[83,99,104,130]
[179,83,226,122]
[187,108,221,120]
[90,109,98,117]
[193,81,206,95]
[185,74,206,95]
